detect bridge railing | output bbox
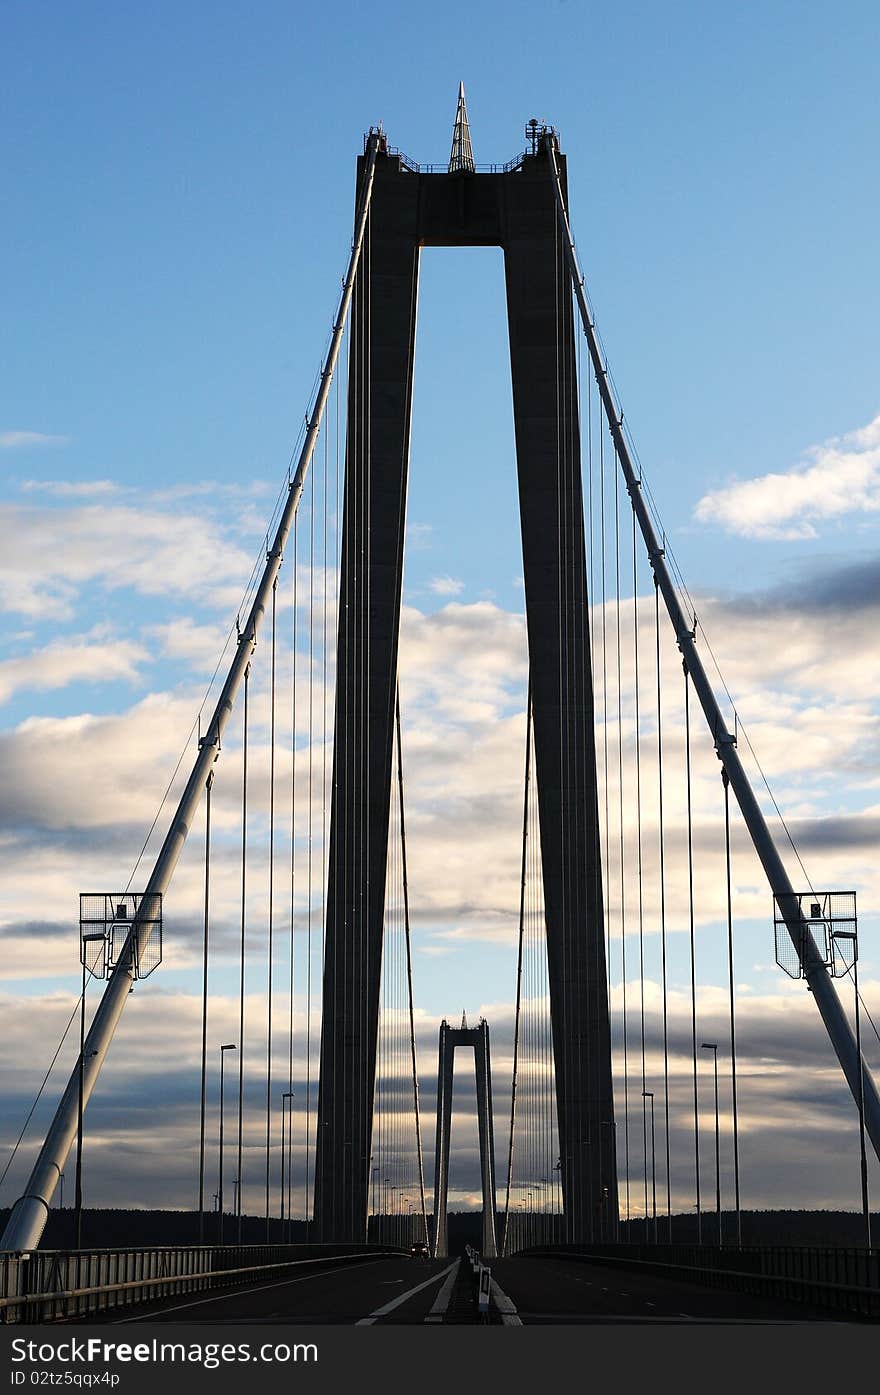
[0,1243,401,1325]
[384,146,525,175]
[522,1243,880,1320]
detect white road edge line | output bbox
[490,1276,523,1327]
[424,1262,461,1324]
[115,1258,385,1323]
[356,1261,458,1326]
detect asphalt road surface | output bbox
[89,1256,458,1325]
[491,1255,850,1324]
[80,1251,854,1325]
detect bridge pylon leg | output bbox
[314,139,617,1246]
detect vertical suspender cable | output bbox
[600,396,611,1055]
[594,475,606,1229]
[333,307,344,1239]
[532,766,539,1245]
[322,397,329,995]
[305,464,315,1237]
[197,769,214,1245]
[74,950,87,1247]
[614,448,630,1229]
[632,509,647,1238]
[338,259,355,1240]
[390,729,396,1244]
[684,664,702,1242]
[655,583,672,1240]
[236,662,250,1242]
[0,134,380,1254]
[585,326,604,1229]
[364,208,373,1230]
[265,577,278,1237]
[555,211,573,1244]
[287,519,298,1235]
[599,385,613,1226]
[723,770,742,1247]
[552,209,560,1248]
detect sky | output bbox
[1,1,879,1224]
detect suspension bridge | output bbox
[1,88,879,1326]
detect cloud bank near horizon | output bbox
[1,453,879,1217]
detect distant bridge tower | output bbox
[314,90,617,1246]
[432,1016,498,1258]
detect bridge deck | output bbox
[65,1253,855,1325]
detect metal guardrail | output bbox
[464,1245,492,1323]
[0,1243,400,1324]
[384,147,525,175]
[522,1242,880,1320]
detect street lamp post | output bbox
[218,1044,237,1244]
[642,1091,656,1243]
[701,1043,721,1247]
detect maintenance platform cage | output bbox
[79,892,163,981]
[774,891,857,980]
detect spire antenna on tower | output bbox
[448,82,475,174]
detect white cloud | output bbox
[0,431,68,450]
[18,478,274,504]
[0,976,876,1214]
[694,412,880,540]
[146,617,233,672]
[1,521,879,1217]
[20,479,121,498]
[0,628,148,705]
[148,480,273,504]
[429,574,465,596]
[406,521,433,550]
[0,501,257,619]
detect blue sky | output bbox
[4,0,879,566]
[2,1,880,1217]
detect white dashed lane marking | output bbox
[356,1261,458,1326]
